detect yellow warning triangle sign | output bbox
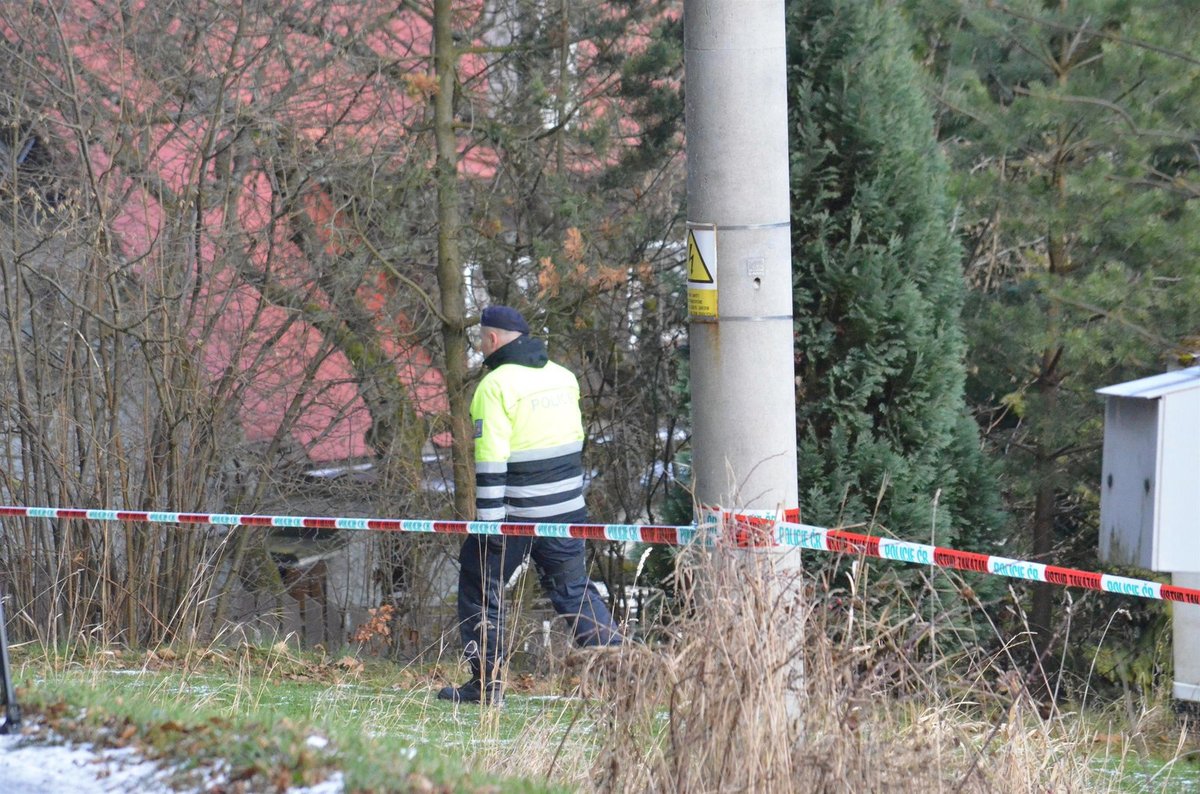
[687,229,714,284]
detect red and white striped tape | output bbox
[1,504,1195,606]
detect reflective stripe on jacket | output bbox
[471,338,586,521]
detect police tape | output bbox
[1,504,1197,607]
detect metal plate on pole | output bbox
[687,223,717,320]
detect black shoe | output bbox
[437,679,504,705]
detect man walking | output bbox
[439,305,622,704]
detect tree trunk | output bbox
[1030,469,1055,648]
[433,0,474,518]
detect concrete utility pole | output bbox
[684,0,798,522]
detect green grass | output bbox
[11,638,1200,793]
[1090,753,1200,793]
[7,642,595,792]
[1073,707,1200,794]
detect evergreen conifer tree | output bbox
[904,0,1200,690]
[786,0,1003,554]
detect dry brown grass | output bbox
[565,548,1141,793]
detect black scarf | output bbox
[484,334,548,370]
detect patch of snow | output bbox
[295,772,345,793]
[0,727,345,793]
[523,695,582,703]
[0,732,178,793]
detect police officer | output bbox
[438,305,622,704]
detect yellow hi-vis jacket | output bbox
[470,336,586,522]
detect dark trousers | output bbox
[456,531,622,678]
